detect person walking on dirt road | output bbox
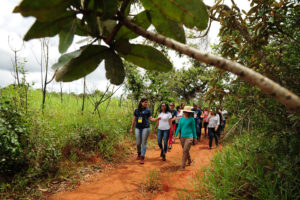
[130,98,161,164]
[207,110,220,150]
[155,103,173,161]
[168,102,177,150]
[175,106,197,170]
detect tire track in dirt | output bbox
[49,132,220,200]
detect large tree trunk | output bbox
[121,18,300,112]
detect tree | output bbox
[13,0,300,112]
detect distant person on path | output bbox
[130,98,161,164]
[216,108,224,139]
[155,103,173,161]
[180,102,185,110]
[175,106,182,133]
[221,107,228,132]
[192,103,202,142]
[168,102,178,150]
[203,107,209,137]
[175,106,197,170]
[207,110,220,149]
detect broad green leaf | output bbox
[52,50,81,70]
[116,40,173,72]
[75,20,91,36]
[99,20,117,37]
[55,45,108,82]
[24,15,75,41]
[59,19,76,53]
[104,50,125,85]
[140,0,209,30]
[98,0,119,20]
[115,11,151,41]
[147,9,186,43]
[13,0,73,22]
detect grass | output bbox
[0,87,142,199]
[140,169,162,193]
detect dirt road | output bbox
[49,136,220,200]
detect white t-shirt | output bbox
[158,112,172,130]
[208,115,220,128]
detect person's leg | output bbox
[183,137,193,167]
[163,130,170,154]
[168,128,173,148]
[180,137,186,168]
[204,122,208,137]
[196,122,200,141]
[135,128,142,157]
[214,128,219,146]
[172,124,176,143]
[198,120,202,141]
[157,129,163,157]
[141,128,150,158]
[208,128,213,149]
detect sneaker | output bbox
[162,154,166,161]
[140,157,145,164]
[187,159,193,166]
[168,145,172,149]
[209,147,212,150]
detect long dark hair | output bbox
[138,98,148,111]
[159,102,170,113]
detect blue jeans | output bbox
[157,129,170,154]
[135,128,150,157]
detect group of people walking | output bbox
[130,98,227,170]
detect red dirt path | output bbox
[49,134,220,200]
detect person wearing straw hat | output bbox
[175,106,197,170]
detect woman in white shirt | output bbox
[155,103,173,161]
[207,110,220,149]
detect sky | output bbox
[0,0,250,95]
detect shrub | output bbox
[0,98,29,176]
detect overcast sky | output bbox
[0,0,250,95]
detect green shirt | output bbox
[175,116,197,139]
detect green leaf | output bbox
[104,50,125,85]
[52,50,82,70]
[55,45,109,82]
[59,19,76,53]
[24,15,75,41]
[116,40,173,72]
[147,9,186,43]
[13,0,73,22]
[115,11,151,41]
[97,0,119,20]
[140,0,209,30]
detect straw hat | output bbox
[182,106,194,113]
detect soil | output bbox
[49,131,220,200]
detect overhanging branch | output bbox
[120,17,300,112]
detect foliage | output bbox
[13,0,209,85]
[0,87,133,199]
[0,96,28,176]
[192,130,300,200]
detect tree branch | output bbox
[121,17,300,112]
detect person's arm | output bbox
[155,120,159,130]
[149,116,161,122]
[192,118,197,140]
[130,116,136,135]
[175,118,181,137]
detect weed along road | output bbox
[49,133,220,200]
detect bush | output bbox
[0,99,29,176]
[198,130,300,200]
